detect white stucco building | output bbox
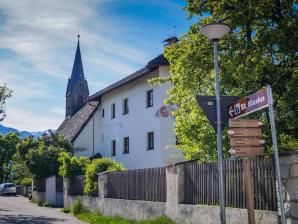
[57,38,184,169]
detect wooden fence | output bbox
[107,167,166,202]
[69,175,85,196]
[184,157,277,211]
[56,176,63,192]
[34,178,46,192]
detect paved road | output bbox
[0,196,84,224]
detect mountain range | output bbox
[0,124,44,138]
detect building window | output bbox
[123,137,129,154]
[101,134,104,143]
[102,108,104,117]
[123,98,129,115]
[111,140,116,156]
[111,103,115,119]
[146,90,153,107]
[147,132,154,150]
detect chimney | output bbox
[163,36,178,47]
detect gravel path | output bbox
[0,195,84,224]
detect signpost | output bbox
[228,88,268,119]
[228,119,264,224]
[227,86,286,224]
[196,86,286,224]
[229,147,264,156]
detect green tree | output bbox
[0,83,12,121]
[58,152,89,179]
[11,153,31,183]
[41,130,72,153]
[25,144,64,179]
[17,133,72,179]
[16,136,39,160]
[158,0,298,161]
[0,133,20,182]
[84,158,125,196]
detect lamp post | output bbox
[200,22,231,224]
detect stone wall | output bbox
[64,194,277,224]
[32,176,64,207]
[64,166,279,224]
[31,191,45,204]
[65,196,166,220]
[279,151,298,223]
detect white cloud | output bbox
[0,0,170,131]
[2,105,63,131]
[0,0,148,130]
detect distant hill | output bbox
[0,124,44,138]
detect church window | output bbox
[102,108,105,117]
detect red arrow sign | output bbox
[228,88,269,119]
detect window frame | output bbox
[111,140,116,156]
[123,137,129,154]
[146,89,153,108]
[111,103,116,119]
[123,98,129,115]
[147,132,154,150]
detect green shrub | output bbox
[61,207,70,213]
[71,198,86,215]
[58,152,89,178]
[43,201,52,207]
[84,158,125,196]
[22,177,32,187]
[14,179,22,185]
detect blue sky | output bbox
[0,0,195,131]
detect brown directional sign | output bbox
[229,119,263,128]
[228,88,269,119]
[230,137,265,147]
[228,128,262,137]
[228,119,265,157]
[229,147,264,156]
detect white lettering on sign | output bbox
[228,88,269,119]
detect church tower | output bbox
[66,35,89,117]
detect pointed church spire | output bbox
[71,34,84,79]
[66,35,89,118]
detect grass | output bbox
[60,207,70,213]
[71,198,86,215]
[76,212,175,224]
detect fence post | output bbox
[279,151,298,223]
[63,178,70,207]
[166,163,184,218]
[98,172,108,199]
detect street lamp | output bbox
[200,22,231,224]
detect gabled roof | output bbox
[56,101,99,143]
[89,54,169,101]
[57,53,169,143]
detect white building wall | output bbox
[73,67,184,169]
